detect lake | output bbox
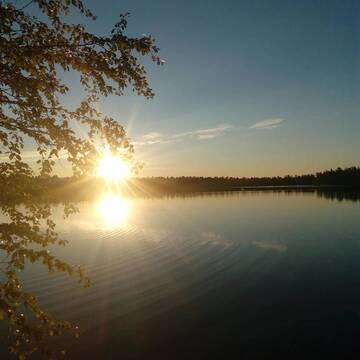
[2,190,360,358]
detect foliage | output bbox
[0,0,161,358]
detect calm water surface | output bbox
[3,191,360,358]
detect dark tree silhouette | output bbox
[124,167,360,193]
[0,1,162,358]
[19,167,359,202]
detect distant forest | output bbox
[136,166,360,191]
[36,166,360,201]
[3,167,359,203]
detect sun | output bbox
[96,154,130,182]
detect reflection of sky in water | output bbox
[252,240,287,252]
[27,191,359,275]
[4,191,360,358]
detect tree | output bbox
[0,1,162,358]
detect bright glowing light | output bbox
[97,194,130,227]
[97,154,130,181]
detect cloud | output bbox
[133,118,284,148]
[132,139,175,146]
[135,124,232,147]
[197,133,218,140]
[141,132,163,140]
[132,132,175,146]
[173,124,232,140]
[250,118,285,130]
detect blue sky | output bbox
[44,0,360,176]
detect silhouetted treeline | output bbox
[314,167,360,186]
[1,166,359,204]
[132,167,360,193]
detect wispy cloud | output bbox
[132,131,176,147]
[135,124,233,147]
[250,118,285,130]
[132,138,175,146]
[141,132,163,141]
[173,124,232,140]
[134,118,285,148]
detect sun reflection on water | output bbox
[97,193,130,228]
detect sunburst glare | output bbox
[96,153,130,182]
[97,194,130,227]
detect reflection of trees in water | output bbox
[316,190,360,203]
[138,189,360,203]
[0,198,90,359]
[0,0,162,357]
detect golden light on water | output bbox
[96,153,130,182]
[97,194,130,227]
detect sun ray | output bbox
[96,153,130,182]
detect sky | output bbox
[32,0,360,176]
